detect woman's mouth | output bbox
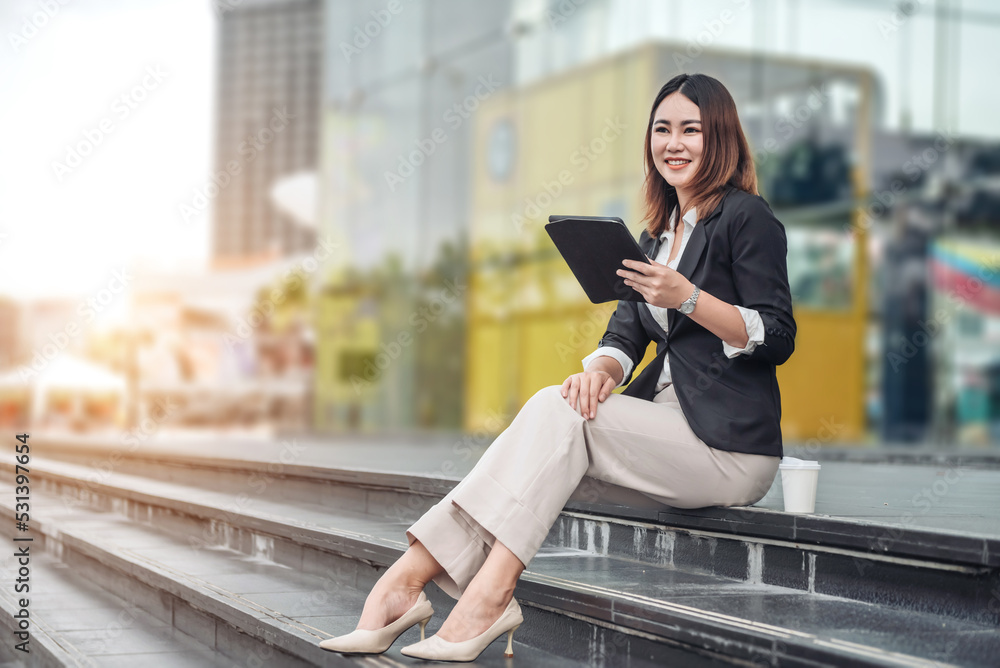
[665,159,691,171]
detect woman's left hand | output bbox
[617,259,695,309]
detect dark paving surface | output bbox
[37,430,1000,538]
[6,457,1000,666]
[0,538,238,667]
[5,495,668,667]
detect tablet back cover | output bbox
[545,217,648,304]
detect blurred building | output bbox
[313,0,1000,449]
[316,0,514,432]
[212,0,321,266]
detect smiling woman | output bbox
[320,72,796,664]
[642,74,758,239]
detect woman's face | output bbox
[650,91,703,196]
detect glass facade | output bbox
[318,0,1000,448]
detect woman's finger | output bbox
[599,376,616,402]
[587,379,602,419]
[577,374,592,418]
[566,375,579,412]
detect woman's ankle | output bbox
[376,566,426,596]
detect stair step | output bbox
[13,455,998,628]
[0,533,237,668]
[35,442,1000,569]
[3,469,997,666]
[1,488,668,667]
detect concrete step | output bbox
[3,459,997,666]
[16,452,1000,628]
[0,529,239,668]
[35,442,1000,567]
[0,485,683,667]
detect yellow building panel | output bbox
[777,311,865,442]
[464,321,516,431]
[521,77,587,190]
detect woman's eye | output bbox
[685,127,700,133]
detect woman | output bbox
[319,72,796,662]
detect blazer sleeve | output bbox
[595,300,652,386]
[729,196,797,366]
[591,229,655,385]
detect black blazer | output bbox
[600,187,796,458]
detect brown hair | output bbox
[641,73,758,238]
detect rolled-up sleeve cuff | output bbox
[581,346,634,389]
[723,307,765,358]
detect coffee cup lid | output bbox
[779,456,821,470]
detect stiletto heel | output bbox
[319,591,434,654]
[401,597,524,662]
[504,624,520,658]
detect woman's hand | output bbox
[617,258,694,309]
[561,370,616,420]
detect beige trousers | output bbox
[405,382,779,600]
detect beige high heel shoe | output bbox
[319,590,434,654]
[400,596,523,662]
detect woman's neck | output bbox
[674,188,693,230]
[675,187,691,215]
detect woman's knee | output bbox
[530,384,565,403]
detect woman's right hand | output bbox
[561,370,617,420]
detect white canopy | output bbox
[0,354,125,423]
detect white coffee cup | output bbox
[779,457,821,514]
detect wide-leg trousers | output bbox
[405,382,780,600]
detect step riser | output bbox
[41,452,444,520]
[9,506,735,666]
[4,488,958,668]
[1,526,314,668]
[547,514,1000,627]
[35,471,1000,628]
[0,605,76,668]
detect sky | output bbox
[0,0,214,302]
[2,0,997,303]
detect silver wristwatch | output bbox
[678,285,701,314]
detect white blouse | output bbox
[581,207,765,395]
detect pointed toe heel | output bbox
[319,591,434,655]
[401,597,524,662]
[504,623,521,658]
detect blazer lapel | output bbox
[674,221,706,281]
[666,191,730,332]
[643,232,661,259]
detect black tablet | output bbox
[545,215,651,304]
